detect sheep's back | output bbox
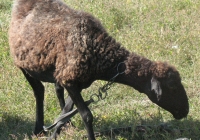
[9,0,128,84]
[9,0,105,82]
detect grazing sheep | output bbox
[9,0,189,139]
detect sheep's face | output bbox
[145,68,189,120]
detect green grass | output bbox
[0,0,200,139]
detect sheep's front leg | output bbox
[65,84,95,140]
[20,68,45,135]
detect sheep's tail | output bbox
[12,0,39,19]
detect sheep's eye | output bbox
[169,86,176,90]
[167,81,177,89]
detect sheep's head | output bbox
[144,62,189,119]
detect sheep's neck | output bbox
[99,52,154,93]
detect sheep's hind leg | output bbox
[55,83,65,110]
[55,83,75,121]
[60,95,74,127]
[20,68,45,135]
[50,95,74,139]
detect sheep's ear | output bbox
[151,76,162,101]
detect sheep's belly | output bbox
[25,69,56,83]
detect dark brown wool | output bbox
[10,0,129,85]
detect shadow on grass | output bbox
[0,113,34,140]
[0,113,53,140]
[86,114,200,140]
[1,111,200,140]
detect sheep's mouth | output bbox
[172,109,189,120]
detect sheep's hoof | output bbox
[63,121,75,130]
[32,130,47,138]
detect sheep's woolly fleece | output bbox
[9,0,178,85]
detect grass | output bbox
[0,0,200,139]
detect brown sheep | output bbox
[9,0,189,139]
